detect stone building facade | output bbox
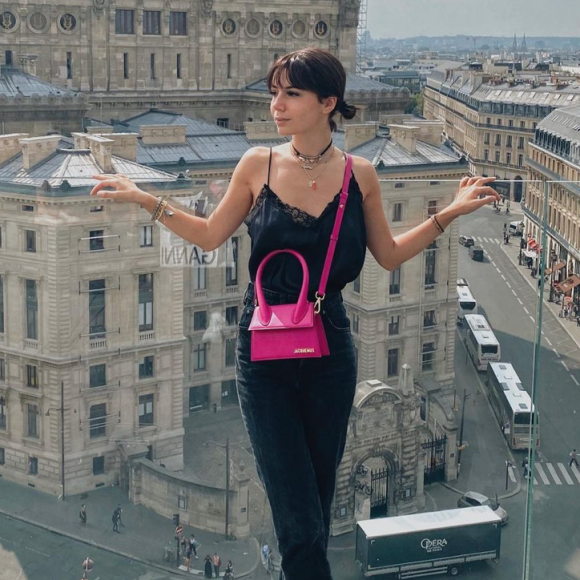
[424,65,580,202]
[524,104,580,300]
[0,132,192,495]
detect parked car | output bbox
[457,491,509,525]
[457,278,469,287]
[509,220,524,236]
[459,235,475,247]
[468,245,484,261]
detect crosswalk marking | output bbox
[535,463,551,484]
[546,463,563,484]
[570,464,580,483]
[558,463,575,484]
[508,465,517,483]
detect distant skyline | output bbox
[367,0,580,39]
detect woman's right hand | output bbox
[90,174,149,205]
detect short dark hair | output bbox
[266,48,357,131]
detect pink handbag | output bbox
[249,154,353,361]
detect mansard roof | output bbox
[537,104,580,144]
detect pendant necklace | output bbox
[291,140,333,170]
[294,148,335,190]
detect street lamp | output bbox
[203,438,231,540]
[45,381,66,501]
[549,251,558,303]
[505,460,513,490]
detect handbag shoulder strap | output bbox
[317,153,353,298]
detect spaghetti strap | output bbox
[267,148,272,187]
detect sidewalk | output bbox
[500,235,580,351]
[0,476,260,577]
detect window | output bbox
[90,364,106,388]
[29,456,38,475]
[425,242,437,287]
[193,311,207,331]
[392,203,403,222]
[423,310,436,328]
[484,132,490,145]
[484,149,489,161]
[387,348,399,378]
[389,268,401,295]
[225,237,238,286]
[427,200,438,216]
[143,10,161,35]
[0,275,5,334]
[89,403,107,438]
[520,121,526,128]
[123,53,129,79]
[0,225,2,247]
[193,343,207,372]
[508,119,514,127]
[430,181,440,186]
[486,117,491,125]
[170,11,187,35]
[27,404,39,438]
[93,456,105,475]
[66,52,72,79]
[26,280,38,340]
[176,54,182,79]
[495,134,501,146]
[394,182,405,189]
[217,118,230,129]
[26,364,38,388]
[139,355,154,379]
[150,53,156,80]
[518,137,525,149]
[5,50,12,66]
[352,313,360,334]
[422,343,435,371]
[89,230,104,251]
[0,397,6,430]
[506,135,512,148]
[497,119,502,126]
[139,394,154,426]
[0,447,4,465]
[25,230,36,253]
[140,225,153,247]
[139,274,154,331]
[388,315,400,335]
[90,205,104,213]
[227,54,232,79]
[0,358,4,381]
[353,274,361,294]
[518,154,524,167]
[89,279,106,337]
[506,152,512,165]
[115,9,134,34]
[495,151,501,163]
[22,205,34,212]
[193,265,206,290]
[225,306,238,326]
[225,338,236,367]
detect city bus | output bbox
[486,362,540,450]
[457,285,477,325]
[463,314,501,371]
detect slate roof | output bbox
[0,65,78,98]
[246,72,405,94]
[537,104,580,143]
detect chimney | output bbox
[86,126,114,135]
[18,54,38,76]
[19,135,61,170]
[84,134,114,173]
[390,124,419,154]
[413,121,444,147]
[140,125,186,145]
[244,121,280,141]
[82,132,138,162]
[0,133,29,165]
[71,132,89,150]
[344,123,377,151]
[397,363,414,397]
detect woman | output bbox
[91,48,498,580]
[203,554,213,579]
[224,560,235,579]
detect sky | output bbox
[367,0,580,39]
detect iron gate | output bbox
[422,435,447,484]
[370,467,389,518]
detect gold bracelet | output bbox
[151,196,164,222]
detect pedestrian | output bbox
[189,534,199,559]
[114,504,124,527]
[522,458,530,479]
[570,449,579,468]
[213,552,221,578]
[112,507,121,533]
[90,47,500,580]
[180,536,188,559]
[79,504,87,526]
[204,555,213,579]
[224,560,235,579]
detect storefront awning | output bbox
[523,250,537,259]
[545,261,566,275]
[557,275,580,294]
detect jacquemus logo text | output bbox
[294,348,315,354]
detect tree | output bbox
[405,91,424,116]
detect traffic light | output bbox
[172,513,180,527]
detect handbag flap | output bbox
[249,303,314,331]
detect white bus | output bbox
[463,314,501,371]
[486,362,540,450]
[457,286,477,324]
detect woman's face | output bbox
[269,73,336,136]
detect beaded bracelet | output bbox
[430,214,445,234]
[151,196,164,222]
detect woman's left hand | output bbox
[448,176,501,217]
